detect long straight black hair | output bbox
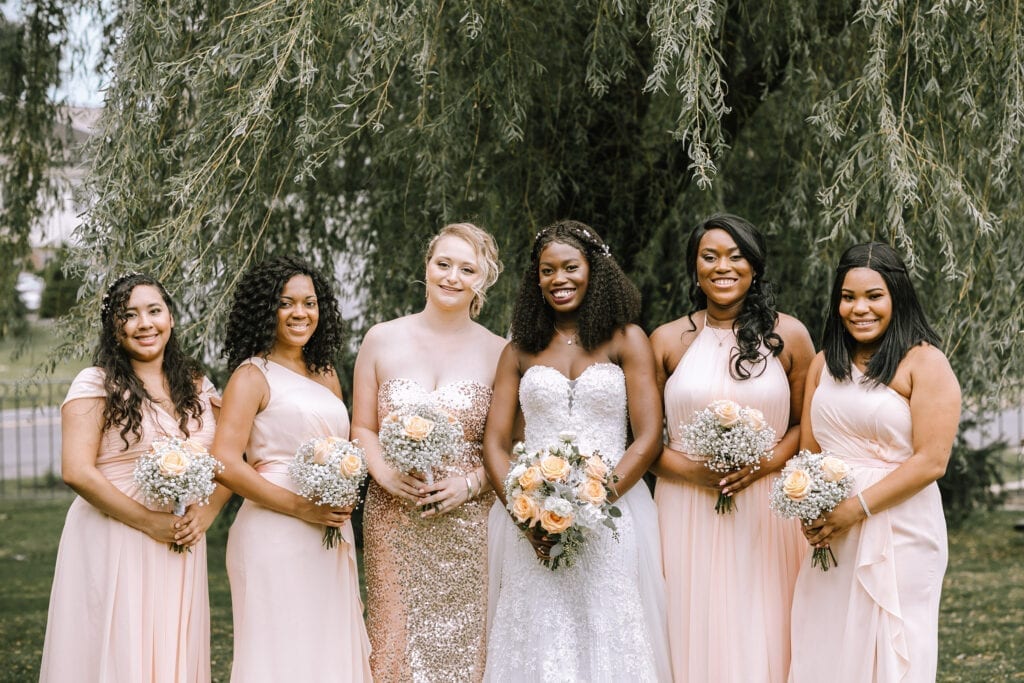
[822,242,941,385]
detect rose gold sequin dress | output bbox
[364,379,494,683]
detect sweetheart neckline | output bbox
[380,376,493,395]
[522,362,623,383]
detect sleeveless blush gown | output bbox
[485,363,671,683]
[225,359,371,682]
[363,379,494,682]
[789,366,947,682]
[656,326,806,683]
[40,367,218,683]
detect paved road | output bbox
[0,406,62,481]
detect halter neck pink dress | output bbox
[225,358,371,682]
[40,367,218,683]
[656,325,806,683]
[789,365,947,683]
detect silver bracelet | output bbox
[857,491,873,518]
[465,476,474,498]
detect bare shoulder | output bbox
[775,312,813,344]
[905,343,958,382]
[472,321,508,351]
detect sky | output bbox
[3,1,106,107]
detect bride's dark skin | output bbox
[482,239,663,559]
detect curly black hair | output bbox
[822,242,940,385]
[509,220,640,354]
[684,213,783,380]
[93,273,204,449]
[223,256,344,374]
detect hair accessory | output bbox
[100,271,145,319]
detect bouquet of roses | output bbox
[769,449,854,571]
[378,403,463,512]
[503,431,621,570]
[289,436,368,548]
[133,437,222,553]
[680,399,777,514]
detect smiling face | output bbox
[538,240,590,316]
[117,285,174,363]
[273,274,319,350]
[838,267,893,350]
[425,235,482,313]
[695,228,754,309]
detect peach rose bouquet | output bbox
[680,399,777,514]
[378,403,464,513]
[503,431,621,570]
[132,436,223,553]
[769,449,854,571]
[289,436,368,548]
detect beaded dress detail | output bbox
[364,379,494,683]
[484,363,671,683]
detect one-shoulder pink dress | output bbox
[225,358,371,682]
[789,366,947,683]
[656,326,806,683]
[40,367,218,683]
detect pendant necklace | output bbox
[553,325,578,345]
[705,316,734,347]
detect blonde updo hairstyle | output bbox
[424,222,503,318]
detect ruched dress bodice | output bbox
[789,366,947,683]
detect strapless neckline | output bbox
[380,377,492,395]
[522,361,622,384]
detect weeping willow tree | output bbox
[0,4,69,336]
[4,1,1022,408]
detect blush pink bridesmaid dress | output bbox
[225,358,371,682]
[789,365,947,682]
[656,326,806,683]
[39,367,218,682]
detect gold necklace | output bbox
[705,322,733,347]
[553,325,578,345]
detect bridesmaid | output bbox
[790,242,960,682]
[351,222,505,682]
[649,214,815,682]
[213,257,371,682]
[40,273,228,682]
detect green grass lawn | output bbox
[1,496,1021,682]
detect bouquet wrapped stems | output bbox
[810,542,839,572]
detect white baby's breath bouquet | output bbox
[769,449,854,571]
[378,403,463,511]
[503,431,621,570]
[680,399,777,513]
[289,436,368,548]
[133,436,222,553]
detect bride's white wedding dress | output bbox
[485,363,671,682]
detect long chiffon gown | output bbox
[363,379,494,683]
[655,326,806,683]
[39,367,218,683]
[485,362,671,682]
[789,365,947,683]
[225,358,371,682]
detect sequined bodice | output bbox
[520,363,627,467]
[378,378,491,474]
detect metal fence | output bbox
[1,378,1022,502]
[0,380,71,498]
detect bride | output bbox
[482,221,671,682]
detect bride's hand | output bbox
[418,475,474,518]
[371,463,426,504]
